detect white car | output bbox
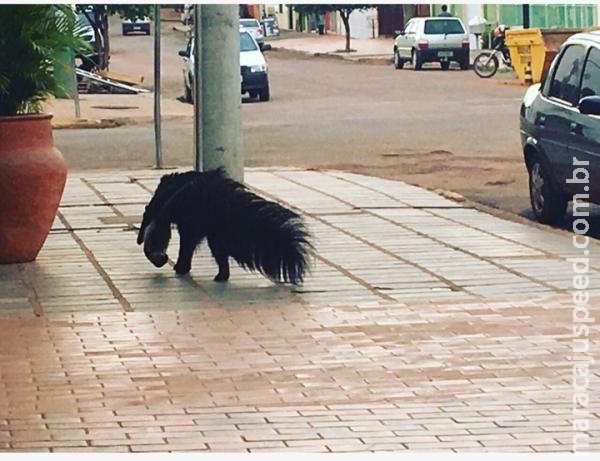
[179,30,271,103]
[393,16,470,70]
[239,18,265,49]
[122,17,151,36]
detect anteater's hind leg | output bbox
[207,236,230,282]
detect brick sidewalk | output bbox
[0,168,598,452]
[1,295,595,452]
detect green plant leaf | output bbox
[0,4,88,116]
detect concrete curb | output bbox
[52,114,192,130]
[52,119,125,130]
[272,46,392,65]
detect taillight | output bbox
[417,40,428,50]
[257,26,263,35]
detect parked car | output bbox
[75,13,95,46]
[520,30,600,224]
[122,17,151,36]
[393,16,470,70]
[239,18,265,49]
[178,30,271,103]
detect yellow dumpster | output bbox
[506,27,599,84]
[505,28,546,84]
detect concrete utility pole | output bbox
[193,4,202,172]
[200,5,243,181]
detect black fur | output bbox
[137,169,313,285]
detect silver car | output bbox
[393,16,470,70]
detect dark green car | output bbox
[520,31,600,224]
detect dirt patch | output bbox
[324,153,531,217]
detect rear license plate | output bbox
[438,51,453,57]
[133,26,141,30]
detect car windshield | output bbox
[240,19,259,28]
[424,19,465,34]
[240,32,257,52]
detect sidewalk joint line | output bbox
[57,210,133,313]
[322,173,567,295]
[253,172,467,299]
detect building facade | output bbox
[246,4,599,41]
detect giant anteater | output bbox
[137,169,312,285]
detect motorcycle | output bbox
[472,35,511,78]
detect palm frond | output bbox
[0,4,88,116]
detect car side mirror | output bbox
[394,29,404,37]
[579,95,600,116]
[178,49,189,58]
[261,43,272,51]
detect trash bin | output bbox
[506,27,595,84]
[539,28,587,80]
[505,28,546,84]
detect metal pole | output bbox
[153,4,163,168]
[522,4,530,29]
[70,54,81,119]
[193,4,203,172]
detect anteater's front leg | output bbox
[174,227,199,275]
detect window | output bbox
[240,19,260,28]
[580,47,600,99]
[424,19,465,35]
[240,32,257,52]
[548,44,586,105]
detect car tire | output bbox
[258,83,270,102]
[440,61,450,70]
[412,50,422,71]
[394,50,404,69]
[528,155,568,224]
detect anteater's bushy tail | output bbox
[233,194,313,284]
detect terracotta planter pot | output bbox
[0,114,67,264]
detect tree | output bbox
[76,4,153,70]
[293,4,371,52]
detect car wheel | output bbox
[440,61,450,70]
[528,155,568,224]
[258,83,270,102]
[394,50,404,70]
[412,50,422,71]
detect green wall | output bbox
[482,3,597,28]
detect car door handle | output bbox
[570,122,583,135]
